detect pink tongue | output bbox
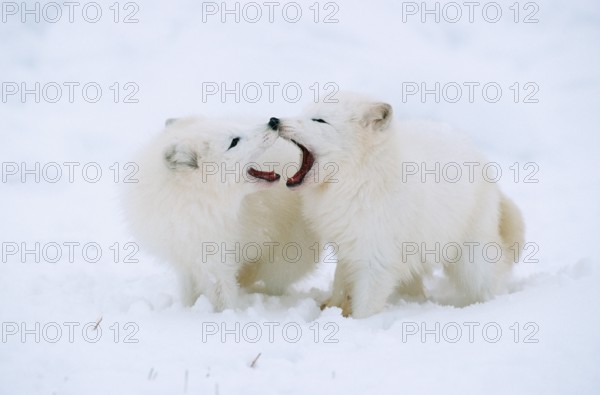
[248,167,280,182]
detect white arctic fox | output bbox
[272,93,525,318]
[122,116,317,311]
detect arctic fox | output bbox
[271,93,525,318]
[122,116,317,310]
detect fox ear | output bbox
[364,102,393,131]
[164,143,199,170]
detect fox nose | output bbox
[268,117,280,131]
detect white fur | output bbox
[122,116,317,310]
[277,93,525,318]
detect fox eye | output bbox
[228,137,240,150]
[312,118,327,124]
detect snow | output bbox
[1,0,599,394]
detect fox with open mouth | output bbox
[123,116,318,310]
[271,92,525,318]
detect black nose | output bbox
[268,117,280,131]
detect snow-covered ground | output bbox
[1,0,599,393]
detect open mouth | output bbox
[287,140,315,188]
[247,167,280,183]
